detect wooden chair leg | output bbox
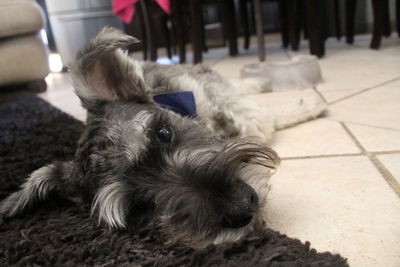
[171,24,177,56]
[140,0,157,61]
[189,0,203,63]
[287,0,301,51]
[345,0,356,44]
[305,0,325,57]
[278,0,289,48]
[160,15,172,59]
[382,0,391,37]
[300,0,308,40]
[239,0,250,50]
[334,0,342,40]
[172,0,186,63]
[137,7,148,60]
[397,0,400,37]
[221,0,238,56]
[199,7,208,53]
[371,0,383,49]
[253,0,265,62]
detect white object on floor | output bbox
[230,77,272,94]
[246,89,328,134]
[240,55,323,91]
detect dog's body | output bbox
[0,28,279,247]
[141,63,274,140]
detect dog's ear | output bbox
[70,27,150,111]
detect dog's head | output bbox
[70,27,279,247]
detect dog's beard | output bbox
[156,213,265,248]
[155,167,272,247]
[144,138,279,247]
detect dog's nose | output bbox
[238,181,259,213]
[246,186,259,212]
[221,182,258,228]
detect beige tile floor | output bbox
[39,34,400,267]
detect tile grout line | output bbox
[325,119,400,133]
[373,150,400,155]
[281,153,363,160]
[312,86,328,104]
[329,76,400,105]
[341,122,400,198]
[280,150,400,161]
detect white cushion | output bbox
[0,1,44,39]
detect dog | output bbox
[0,27,279,247]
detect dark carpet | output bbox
[0,94,348,266]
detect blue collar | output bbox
[153,91,197,118]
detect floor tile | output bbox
[329,81,400,130]
[287,36,400,92]
[265,156,400,267]
[288,41,400,104]
[40,92,86,122]
[377,154,400,184]
[270,119,360,158]
[316,50,400,92]
[346,123,400,152]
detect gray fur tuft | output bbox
[91,181,130,228]
[0,164,56,217]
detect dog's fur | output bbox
[0,27,280,247]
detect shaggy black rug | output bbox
[0,94,348,266]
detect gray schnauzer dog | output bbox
[0,27,279,247]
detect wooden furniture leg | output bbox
[160,14,172,59]
[239,0,250,50]
[305,0,325,57]
[287,0,300,51]
[253,0,265,62]
[397,0,400,37]
[345,0,356,44]
[382,0,391,37]
[189,0,203,63]
[140,0,157,61]
[278,0,289,48]
[171,0,186,63]
[221,0,238,56]
[370,0,383,49]
[334,0,342,40]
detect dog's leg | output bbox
[0,161,79,218]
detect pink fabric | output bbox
[112,0,170,24]
[113,0,138,24]
[156,0,171,14]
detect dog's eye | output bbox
[156,126,173,143]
